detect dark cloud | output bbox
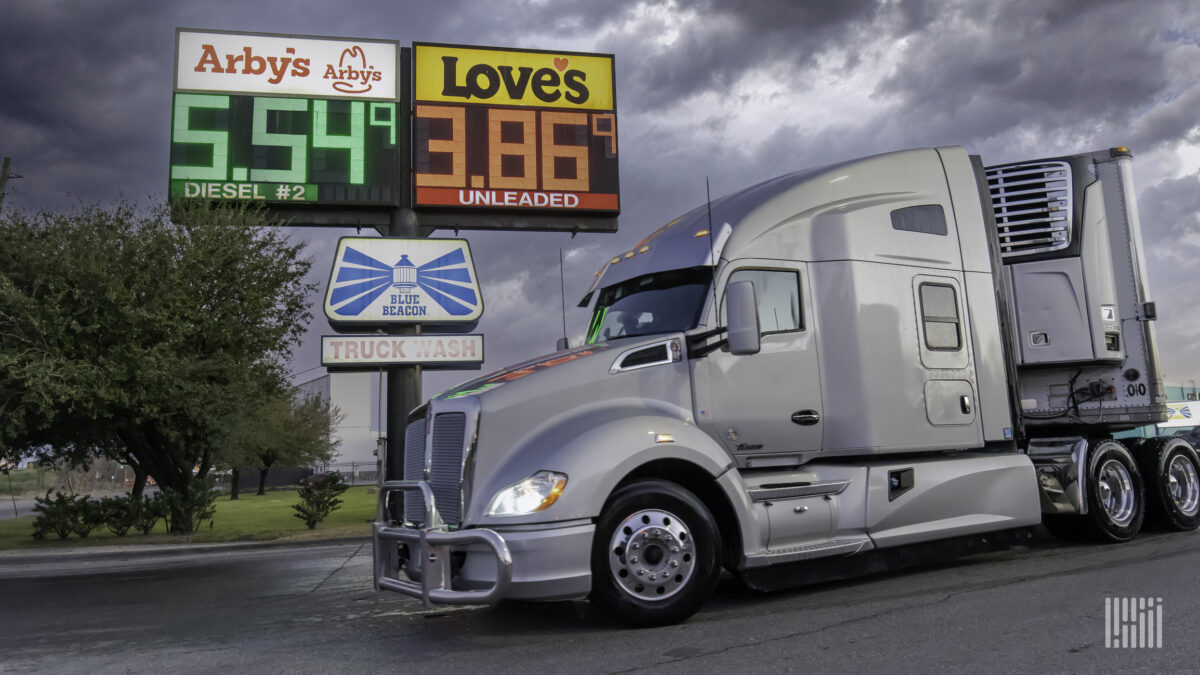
[2,0,1198,388]
[1126,87,1200,152]
[1138,171,1200,383]
[0,0,470,210]
[874,0,1190,159]
[1140,170,1200,238]
[594,0,883,112]
[0,2,176,209]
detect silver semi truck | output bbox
[373,146,1200,626]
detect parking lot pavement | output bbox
[2,529,1199,673]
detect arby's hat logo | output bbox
[329,46,383,94]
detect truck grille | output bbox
[985,160,1072,259]
[402,417,427,524]
[401,412,467,527]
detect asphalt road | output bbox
[1,528,1198,674]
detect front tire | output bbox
[1084,440,1144,542]
[590,479,721,627]
[1137,437,1200,531]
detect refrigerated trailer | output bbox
[373,146,1200,626]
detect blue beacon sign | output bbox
[324,237,483,331]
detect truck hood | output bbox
[434,340,624,403]
[433,334,698,524]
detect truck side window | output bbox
[919,283,961,350]
[726,269,802,334]
[891,204,948,235]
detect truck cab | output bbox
[374,146,1197,626]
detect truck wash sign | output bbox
[412,43,619,214]
[176,29,399,100]
[321,335,484,369]
[324,238,483,328]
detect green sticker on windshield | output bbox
[586,306,608,344]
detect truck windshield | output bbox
[586,267,711,344]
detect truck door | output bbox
[911,273,982,447]
[700,261,824,460]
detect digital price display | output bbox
[412,44,619,215]
[168,92,401,206]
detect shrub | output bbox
[100,495,140,537]
[134,494,166,535]
[158,476,217,534]
[293,473,349,529]
[70,496,105,538]
[32,490,79,540]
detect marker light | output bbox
[485,471,568,516]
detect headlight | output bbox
[485,471,568,516]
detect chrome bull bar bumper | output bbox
[373,480,513,607]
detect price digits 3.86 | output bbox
[414,104,616,193]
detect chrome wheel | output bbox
[1166,453,1200,517]
[608,508,695,602]
[1097,459,1136,527]
[591,480,721,626]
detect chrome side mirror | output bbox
[725,280,760,355]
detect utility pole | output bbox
[0,157,18,214]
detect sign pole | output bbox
[385,47,419,486]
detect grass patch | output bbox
[0,486,378,551]
[0,468,59,497]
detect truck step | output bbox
[745,537,872,568]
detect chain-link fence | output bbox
[311,461,381,487]
[1,459,139,498]
[4,458,381,500]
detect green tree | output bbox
[0,201,315,532]
[218,391,342,499]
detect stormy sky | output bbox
[2,0,1199,400]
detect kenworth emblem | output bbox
[324,238,483,329]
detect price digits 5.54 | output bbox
[169,93,398,198]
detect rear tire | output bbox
[1137,437,1200,531]
[590,479,721,627]
[1083,440,1144,543]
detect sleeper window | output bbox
[919,283,961,350]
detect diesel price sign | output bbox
[169,94,401,205]
[413,43,619,214]
[170,30,401,207]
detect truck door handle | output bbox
[791,410,820,426]
[960,395,971,414]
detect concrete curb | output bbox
[0,535,371,565]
